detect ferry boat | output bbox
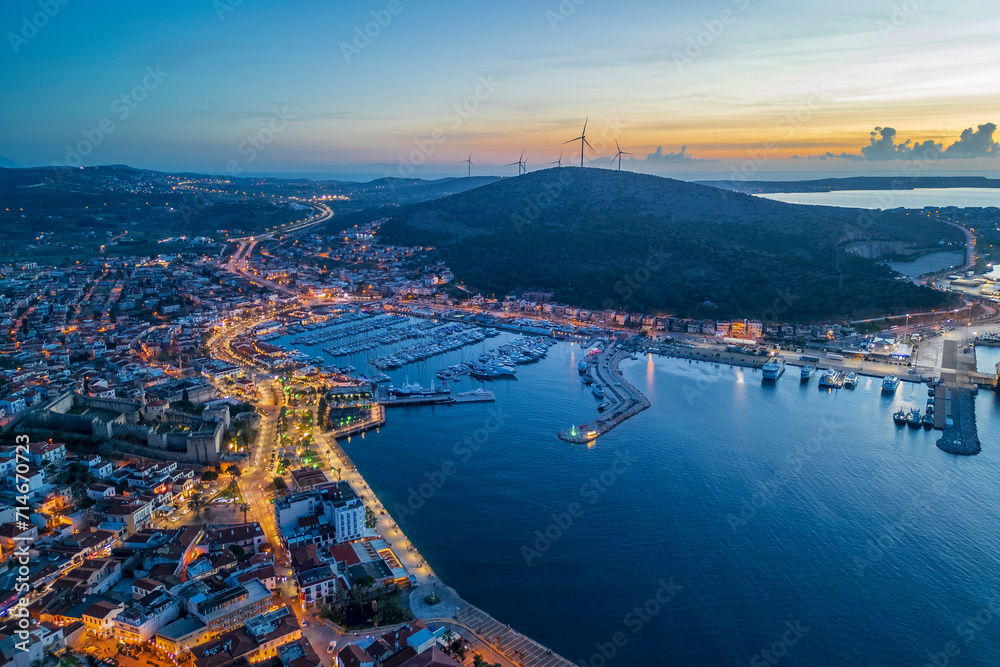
[893,409,907,426]
[818,369,843,388]
[592,385,605,398]
[882,375,900,393]
[762,357,786,381]
[843,372,859,388]
[906,408,922,428]
[800,364,815,382]
[922,412,935,429]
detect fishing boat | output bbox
[882,375,900,393]
[893,409,907,426]
[592,385,605,398]
[577,360,589,374]
[598,400,612,412]
[906,408,922,428]
[922,412,935,429]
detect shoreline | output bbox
[315,416,578,666]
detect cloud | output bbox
[943,122,999,159]
[808,123,999,161]
[860,127,943,161]
[645,145,705,162]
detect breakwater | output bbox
[558,348,650,443]
[937,387,981,455]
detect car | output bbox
[301,619,308,627]
[326,641,337,654]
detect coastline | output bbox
[314,415,578,666]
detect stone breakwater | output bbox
[558,350,651,443]
[937,387,981,455]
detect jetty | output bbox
[936,386,981,455]
[559,343,650,443]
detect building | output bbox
[204,523,267,556]
[82,600,124,639]
[113,589,180,642]
[275,482,365,549]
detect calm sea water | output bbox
[336,342,1000,665]
[756,188,1000,209]
[886,250,965,278]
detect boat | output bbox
[577,360,589,374]
[581,376,594,385]
[598,400,612,412]
[800,364,815,382]
[906,408,922,428]
[882,375,900,393]
[893,409,907,426]
[922,412,935,429]
[762,357,786,381]
[387,379,451,399]
[843,372,859,388]
[819,369,843,388]
[592,385,605,398]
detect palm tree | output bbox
[188,493,204,518]
[239,503,250,523]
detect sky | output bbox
[1,0,998,181]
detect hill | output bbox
[375,168,964,321]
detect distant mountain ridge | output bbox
[375,167,963,320]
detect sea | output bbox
[755,187,1000,209]
[274,318,1000,666]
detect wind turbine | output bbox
[611,139,632,171]
[461,152,474,177]
[564,116,593,167]
[505,149,528,175]
[549,151,564,168]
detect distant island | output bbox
[372,168,964,321]
[696,175,1000,195]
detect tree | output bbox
[201,470,219,482]
[239,502,250,523]
[229,544,246,561]
[188,493,204,518]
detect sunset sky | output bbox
[1,0,997,180]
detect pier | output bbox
[328,403,385,439]
[558,343,650,443]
